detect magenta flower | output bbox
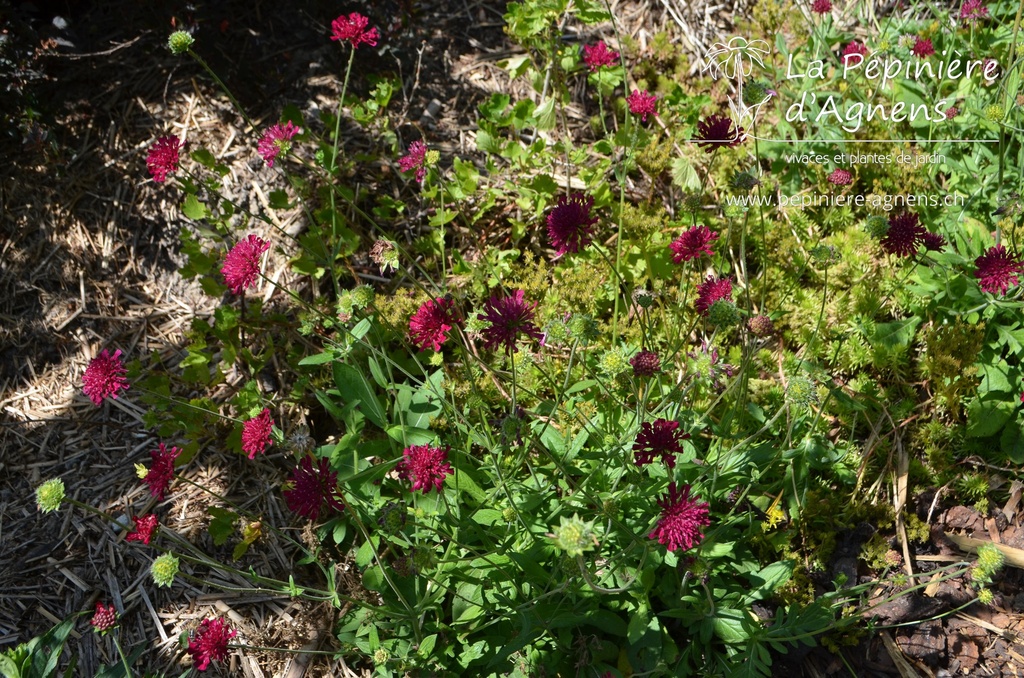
[330,12,378,48]
[841,41,868,66]
[284,455,346,521]
[811,0,832,13]
[242,408,274,460]
[627,89,658,121]
[693,114,745,153]
[975,244,1024,295]
[911,37,935,58]
[959,0,989,23]
[827,168,852,186]
[945,106,959,119]
[649,482,711,552]
[880,212,926,257]
[398,140,428,182]
[146,136,182,183]
[694,275,733,316]
[547,192,597,257]
[669,225,719,263]
[477,289,543,354]
[82,348,129,406]
[90,602,118,634]
[397,445,453,494]
[582,40,619,71]
[633,418,689,468]
[221,234,270,294]
[188,617,237,672]
[144,443,180,500]
[630,350,661,377]
[409,296,460,352]
[126,514,159,545]
[257,121,299,168]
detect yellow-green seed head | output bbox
[975,542,1005,576]
[977,587,994,605]
[151,553,180,588]
[547,514,599,557]
[373,648,390,665]
[167,31,194,55]
[985,104,1004,122]
[36,478,65,513]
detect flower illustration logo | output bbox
[701,37,773,123]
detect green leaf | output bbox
[207,507,237,546]
[333,363,387,430]
[181,194,208,221]
[671,157,701,191]
[979,360,1013,393]
[740,561,794,605]
[471,509,503,526]
[418,634,438,658]
[452,582,485,624]
[298,351,336,366]
[191,148,217,169]
[626,603,651,644]
[386,425,436,446]
[0,652,21,678]
[966,396,1015,438]
[268,189,290,210]
[712,608,750,644]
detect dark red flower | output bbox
[582,40,619,71]
[398,140,428,182]
[90,602,118,634]
[144,443,180,500]
[146,136,182,183]
[409,296,460,352]
[477,289,543,354]
[959,0,989,23]
[257,121,299,168]
[694,275,733,316]
[841,41,868,66]
[397,445,453,494]
[82,348,129,405]
[630,350,661,377]
[945,106,959,119]
[693,114,745,153]
[649,482,711,552]
[880,212,926,257]
[547,192,597,257]
[126,514,159,545]
[221,234,270,294]
[747,315,775,337]
[827,168,852,186]
[330,13,378,48]
[188,617,236,672]
[284,455,346,521]
[242,408,274,460]
[669,225,718,263]
[633,418,688,468]
[975,244,1024,294]
[811,0,832,13]
[922,232,946,251]
[911,37,935,58]
[627,90,658,121]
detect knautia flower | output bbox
[922,232,946,251]
[221,234,270,294]
[547,514,599,557]
[126,514,159,545]
[167,30,194,55]
[330,12,378,48]
[627,90,658,121]
[144,443,180,500]
[694,275,733,316]
[811,0,832,14]
[841,41,868,66]
[633,418,689,468]
[693,114,745,153]
[242,408,274,460]
[975,244,1024,294]
[151,553,179,588]
[747,315,775,338]
[880,212,926,257]
[188,617,237,672]
[959,0,989,23]
[945,106,959,119]
[582,40,619,71]
[82,348,129,405]
[146,136,183,183]
[398,140,428,182]
[397,445,453,494]
[911,37,935,58]
[649,482,711,552]
[409,296,460,352]
[284,455,346,521]
[630,350,661,377]
[36,478,65,513]
[90,602,118,634]
[827,168,852,186]
[547,192,597,257]
[370,239,399,273]
[669,225,719,263]
[257,121,299,168]
[477,289,543,354]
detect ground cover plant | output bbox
[4,0,1024,675]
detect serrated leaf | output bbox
[182,194,208,221]
[671,157,700,191]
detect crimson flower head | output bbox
[827,168,852,186]
[842,41,868,66]
[627,89,658,122]
[911,37,935,58]
[959,0,989,23]
[694,114,745,153]
[397,445,453,494]
[670,225,719,263]
[257,121,299,168]
[811,0,832,13]
[478,289,543,354]
[398,140,428,182]
[649,482,711,552]
[188,617,236,672]
[975,244,1024,295]
[409,296,460,352]
[242,408,274,460]
[582,40,619,71]
[284,455,346,521]
[90,602,118,634]
[83,348,129,406]
[144,443,180,500]
[547,192,597,257]
[221,234,270,294]
[695,275,733,316]
[330,13,378,48]
[633,418,689,468]
[630,350,661,377]
[126,514,159,545]
[945,106,959,119]
[146,136,182,183]
[922,232,946,251]
[880,212,926,257]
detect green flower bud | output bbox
[151,553,180,588]
[36,478,65,513]
[167,31,194,55]
[786,376,818,407]
[373,648,390,665]
[547,514,599,557]
[707,299,741,326]
[864,215,889,239]
[977,587,995,605]
[985,104,1004,122]
[599,347,629,376]
[350,285,375,309]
